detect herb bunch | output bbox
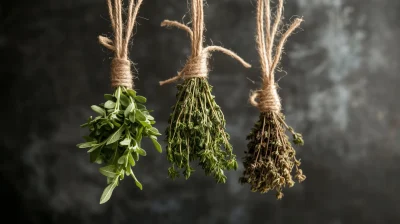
[240,111,305,199]
[77,0,161,204]
[78,87,162,204]
[239,0,306,199]
[160,0,251,183]
[166,78,237,183]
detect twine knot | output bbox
[159,51,210,85]
[181,53,209,79]
[250,83,281,113]
[111,58,133,88]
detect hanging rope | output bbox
[98,0,143,89]
[249,0,303,113]
[159,0,252,86]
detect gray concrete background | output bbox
[1,0,399,223]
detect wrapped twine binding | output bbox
[98,0,143,89]
[240,0,306,199]
[159,0,251,86]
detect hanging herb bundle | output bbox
[159,0,251,183]
[239,0,306,199]
[77,0,162,204]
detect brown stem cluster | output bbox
[240,112,305,199]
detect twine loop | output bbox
[250,83,281,113]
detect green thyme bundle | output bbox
[239,0,306,199]
[77,0,162,204]
[159,0,251,183]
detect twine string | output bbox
[159,0,251,86]
[250,0,303,112]
[98,0,144,89]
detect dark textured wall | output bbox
[1,0,400,223]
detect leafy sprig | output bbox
[77,86,162,204]
[166,78,238,183]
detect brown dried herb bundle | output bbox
[239,0,306,199]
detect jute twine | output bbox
[99,0,143,89]
[159,0,252,86]
[250,0,303,113]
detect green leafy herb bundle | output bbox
[239,0,306,199]
[160,0,251,183]
[77,0,162,204]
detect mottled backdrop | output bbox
[1,0,399,223]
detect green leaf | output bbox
[118,155,127,165]
[130,171,143,190]
[136,103,146,110]
[146,114,155,121]
[126,89,136,97]
[136,127,143,146]
[129,112,136,123]
[148,127,161,136]
[124,103,134,117]
[76,141,97,149]
[137,148,147,156]
[128,153,136,166]
[130,139,138,148]
[91,105,106,116]
[120,94,130,107]
[134,96,147,103]
[135,110,146,122]
[99,165,118,178]
[87,144,103,153]
[106,120,114,129]
[139,120,151,128]
[125,166,131,176]
[104,100,116,109]
[119,169,125,180]
[94,156,103,165]
[120,138,131,146]
[107,177,113,185]
[132,151,139,161]
[100,180,117,204]
[80,122,90,128]
[106,125,125,145]
[90,147,101,163]
[104,94,114,101]
[150,136,162,153]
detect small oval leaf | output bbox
[150,136,162,153]
[106,125,125,145]
[135,110,146,122]
[126,89,137,97]
[134,96,147,103]
[124,103,134,117]
[100,181,117,204]
[91,105,106,116]
[137,148,147,156]
[99,165,117,178]
[120,94,130,107]
[118,155,127,165]
[104,100,116,109]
